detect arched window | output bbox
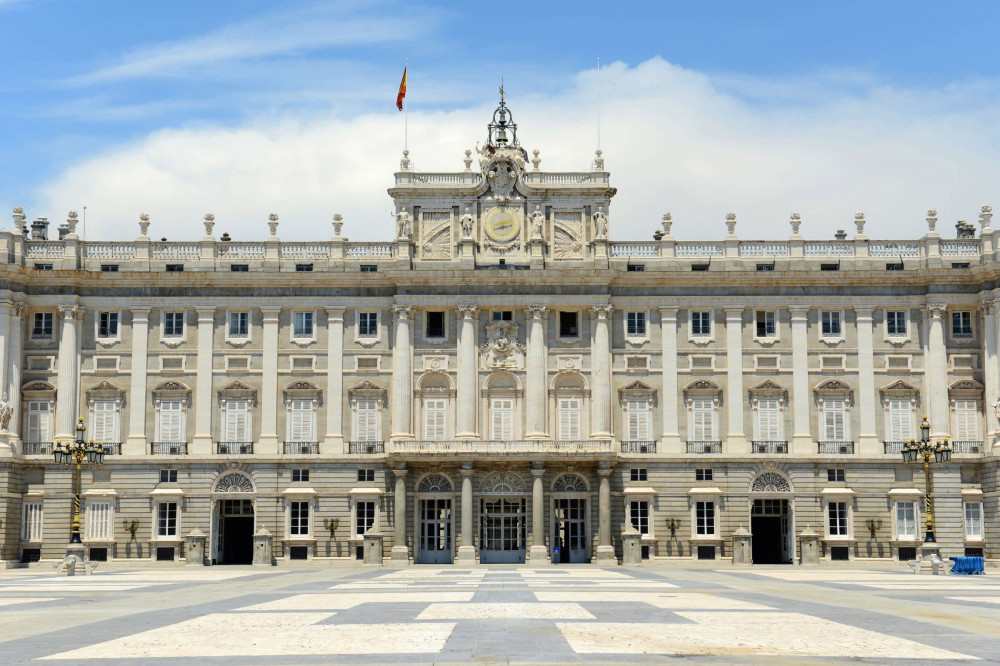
[416,373,454,441]
[480,471,525,495]
[551,371,589,441]
[483,373,521,441]
[417,473,454,493]
[553,473,588,492]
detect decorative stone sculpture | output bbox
[480,320,525,369]
[267,213,279,236]
[531,149,541,171]
[0,393,12,432]
[790,212,802,236]
[203,213,215,237]
[926,209,938,233]
[593,148,605,170]
[725,212,737,236]
[661,212,672,237]
[396,208,412,240]
[593,206,609,239]
[992,397,1000,425]
[460,208,475,240]
[463,149,473,171]
[12,206,26,235]
[400,149,410,170]
[956,221,976,238]
[332,213,344,237]
[854,211,866,237]
[980,205,993,232]
[138,213,150,237]
[66,211,78,236]
[529,205,544,241]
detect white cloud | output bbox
[31,57,1000,243]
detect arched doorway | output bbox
[551,473,590,563]
[211,471,256,565]
[479,471,526,564]
[749,471,794,564]
[415,473,454,564]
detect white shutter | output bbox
[889,399,912,440]
[22,502,43,541]
[92,400,119,442]
[491,398,513,440]
[823,399,846,441]
[86,501,112,540]
[225,400,249,441]
[424,398,446,441]
[625,398,649,440]
[355,399,379,441]
[955,400,979,440]
[691,399,715,441]
[756,399,781,440]
[158,401,184,442]
[288,400,313,442]
[558,397,581,441]
[26,401,49,442]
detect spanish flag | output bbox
[396,67,407,111]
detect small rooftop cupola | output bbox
[486,85,523,154]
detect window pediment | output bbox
[21,380,56,398]
[219,380,257,405]
[880,379,919,398]
[619,380,655,404]
[684,379,722,396]
[349,380,387,405]
[749,380,787,406]
[284,380,321,402]
[949,379,983,398]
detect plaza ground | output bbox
[1,563,999,663]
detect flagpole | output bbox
[404,58,408,152]
[597,57,601,151]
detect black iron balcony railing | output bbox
[21,441,54,455]
[752,440,788,454]
[99,442,122,455]
[283,441,319,454]
[621,440,657,454]
[883,441,907,454]
[818,441,855,455]
[348,440,384,454]
[951,440,984,455]
[217,441,254,455]
[151,442,188,455]
[686,441,722,453]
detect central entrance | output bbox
[751,498,791,564]
[479,498,526,563]
[553,498,587,563]
[216,499,254,565]
[418,499,453,564]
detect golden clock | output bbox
[482,207,521,243]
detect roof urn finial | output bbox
[854,211,866,238]
[926,209,938,234]
[203,213,215,238]
[332,213,344,237]
[661,212,672,238]
[790,212,802,237]
[463,149,473,172]
[138,213,150,237]
[12,206,26,234]
[979,205,993,232]
[531,149,541,171]
[725,212,737,237]
[267,213,279,237]
[593,148,604,171]
[400,149,410,171]
[66,210,78,237]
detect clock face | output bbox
[483,207,521,242]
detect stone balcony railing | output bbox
[392,440,614,455]
[951,440,985,456]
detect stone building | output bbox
[0,97,996,568]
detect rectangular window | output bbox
[626,398,650,440]
[755,311,775,337]
[491,398,514,440]
[86,501,113,541]
[558,397,581,441]
[159,469,178,483]
[91,400,119,443]
[100,264,119,272]
[755,398,782,441]
[295,263,314,272]
[98,312,119,339]
[157,502,177,537]
[626,312,646,337]
[288,399,314,442]
[425,311,445,338]
[291,469,309,482]
[827,468,846,482]
[821,311,841,337]
[952,311,973,338]
[357,469,375,482]
[424,398,446,441]
[32,312,53,339]
[229,312,249,338]
[293,312,314,338]
[888,399,913,440]
[559,311,579,337]
[828,501,848,537]
[21,502,43,541]
[358,312,378,337]
[165,264,184,272]
[356,501,376,536]
[823,398,846,441]
[164,312,184,337]
[290,501,310,536]
[886,311,907,336]
[354,399,380,441]
[896,501,917,539]
[955,399,979,440]
[695,468,713,482]
[492,311,513,321]
[34,263,53,270]
[158,400,184,442]
[359,264,377,273]
[630,468,648,482]
[26,401,50,443]
[690,399,716,441]
[691,311,711,336]
[230,264,249,272]
[224,400,249,442]
[696,501,715,536]
[965,503,983,539]
[629,500,649,535]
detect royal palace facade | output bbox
[1,99,998,568]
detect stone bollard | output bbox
[185,528,207,566]
[620,523,642,565]
[732,525,753,565]
[253,526,273,566]
[363,529,384,566]
[919,543,943,575]
[799,526,820,565]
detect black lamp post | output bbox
[900,416,951,543]
[52,418,105,544]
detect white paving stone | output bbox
[534,591,774,610]
[417,602,595,620]
[0,597,59,607]
[947,596,1000,604]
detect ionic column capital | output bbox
[11,302,24,318]
[526,305,547,319]
[591,304,613,319]
[978,298,999,315]
[457,305,479,319]
[391,304,413,320]
[57,304,81,320]
[926,304,948,319]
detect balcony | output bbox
[818,441,855,455]
[752,441,788,454]
[621,440,657,454]
[883,441,907,455]
[392,440,614,455]
[951,440,985,456]
[686,441,722,454]
[151,442,188,455]
[348,441,385,454]
[99,442,122,455]
[283,441,319,455]
[21,441,53,455]
[217,441,254,455]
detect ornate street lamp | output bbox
[52,417,105,544]
[900,416,951,543]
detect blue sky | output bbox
[2,0,1000,241]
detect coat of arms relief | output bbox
[480,321,525,369]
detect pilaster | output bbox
[594,461,615,563]
[855,307,879,454]
[925,304,951,440]
[789,306,812,454]
[192,307,215,455]
[7,302,23,440]
[390,305,414,440]
[324,308,345,453]
[590,305,613,439]
[125,308,150,455]
[54,304,81,441]
[659,307,681,452]
[724,307,746,452]
[525,305,549,439]
[455,305,479,439]
[258,307,281,454]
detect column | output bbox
[125,308,150,455]
[528,463,547,563]
[659,307,680,451]
[258,307,280,454]
[0,303,10,404]
[855,308,879,454]
[980,299,999,447]
[790,307,812,454]
[724,308,746,452]
[525,305,548,439]
[7,303,23,439]
[595,461,614,562]
[390,305,413,440]
[192,307,215,455]
[590,305,613,439]
[992,302,1000,451]
[456,462,476,563]
[926,305,950,439]
[54,305,81,441]
[456,305,479,439]
[324,308,345,453]
[390,466,410,564]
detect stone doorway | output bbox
[751,498,791,564]
[215,499,254,565]
[553,498,587,563]
[418,498,453,564]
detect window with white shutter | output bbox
[354,399,380,441]
[690,399,716,441]
[86,501,113,541]
[491,398,514,440]
[22,502,43,541]
[158,400,184,442]
[626,398,650,440]
[224,400,249,442]
[288,399,314,442]
[965,502,983,539]
[557,397,581,441]
[954,400,979,440]
[755,399,782,441]
[26,401,50,442]
[895,501,916,539]
[91,400,119,443]
[888,399,913,440]
[823,398,846,441]
[424,398,446,441]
